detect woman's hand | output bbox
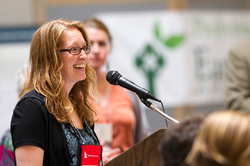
[100,140,121,165]
[102,147,121,164]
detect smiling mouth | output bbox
[73,64,85,69]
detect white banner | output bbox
[96,11,250,106]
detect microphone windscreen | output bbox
[106,70,121,85]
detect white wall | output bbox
[0,0,33,26]
[0,43,30,139]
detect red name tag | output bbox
[81,145,102,166]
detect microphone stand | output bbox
[140,98,179,124]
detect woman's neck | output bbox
[63,81,74,97]
[95,70,108,93]
[95,70,112,106]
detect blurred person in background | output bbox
[0,125,14,166]
[226,39,250,114]
[0,65,27,166]
[185,110,250,166]
[11,19,101,166]
[160,113,205,166]
[83,17,151,164]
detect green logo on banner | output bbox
[135,21,185,96]
[154,21,185,49]
[135,44,164,96]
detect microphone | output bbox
[106,70,161,102]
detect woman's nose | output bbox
[79,50,88,59]
[91,42,99,53]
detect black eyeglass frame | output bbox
[59,46,91,55]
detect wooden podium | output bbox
[105,128,167,166]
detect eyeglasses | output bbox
[59,46,91,55]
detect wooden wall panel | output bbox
[32,0,48,25]
[166,0,188,9]
[247,0,250,9]
[32,0,250,25]
[47,0,161,6]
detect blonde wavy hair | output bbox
[21,19,97,126]
[185,110,250,166]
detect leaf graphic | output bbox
[164,35,184,48]
[154,22,161,39]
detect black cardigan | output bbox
[11,90,97,166]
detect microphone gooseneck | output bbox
[106,70,179,125]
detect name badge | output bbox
[81,145,102,166]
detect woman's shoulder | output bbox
[229,39,250,59]
[110,85,133,105]
[19,90,45,104]
[111,85,128,95]
[15,90,47,114]
[13,90,48,122]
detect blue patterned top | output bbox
[62,122,99,166]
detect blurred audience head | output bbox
[83,17,112,44]
[160,113,206,166]
[83,18,112,72]
[185,110,250,166]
